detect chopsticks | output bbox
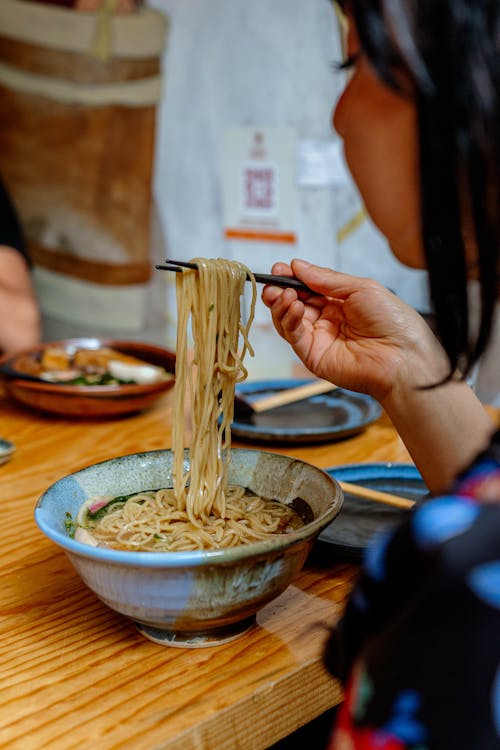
[338,481,416,510]
[249,379,336,413]
[155,259,313,294]
[234,378,336,419]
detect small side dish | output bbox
[0,338,176,417]
[0,437,15,466]
[14,345,171,386]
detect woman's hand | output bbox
[262,259,447,403]
[263,259,494,492]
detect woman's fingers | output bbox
[266,287,301,339]
[290,259,374,300]
[270,261,293,276]
[279,297,308,346]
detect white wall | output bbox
[148,0,430,379]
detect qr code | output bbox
[242,166,277,212]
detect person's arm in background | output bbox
[0,245,41,353]
[0,179,41,354]
[263,259,494,494]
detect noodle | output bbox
[74,258,304,551]
[171,257,255,523]
[76,487,303,552]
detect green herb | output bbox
[68,373,134,386]
[64,512,76,538]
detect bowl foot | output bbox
[135,616,256,648]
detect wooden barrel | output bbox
[0,0,168,333]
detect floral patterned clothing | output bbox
[326,430,500,749]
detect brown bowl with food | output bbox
[0,338,175,417]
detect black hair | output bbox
[340,0,499,378]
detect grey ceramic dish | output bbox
[230,379,382,444]
[319,462,427,557]
[0,437,15,465]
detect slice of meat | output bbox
[41,347,72,371]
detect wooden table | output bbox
[0,386,416,750]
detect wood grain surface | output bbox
[0,384,420,750]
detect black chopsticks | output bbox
[155,259,313,294]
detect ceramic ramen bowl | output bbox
[0,338,176,418]
[35,448,343,647]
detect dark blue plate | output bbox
[231,379,382,445]
[319,462,428,557]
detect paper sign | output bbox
[222,127,298,244]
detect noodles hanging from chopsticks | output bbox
[75,258,305,551]
[171,257,255,524]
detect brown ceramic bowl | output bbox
[0,338,176,418]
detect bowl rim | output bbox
[0,337,176,395]
[35,448,343,568]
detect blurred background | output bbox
[1,0,498,401]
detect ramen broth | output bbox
[72,489,306,552]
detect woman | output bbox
[263,1,500,747]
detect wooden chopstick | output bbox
[251,379,336,413]
[338,480,416,510]
[155,260,314,294]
